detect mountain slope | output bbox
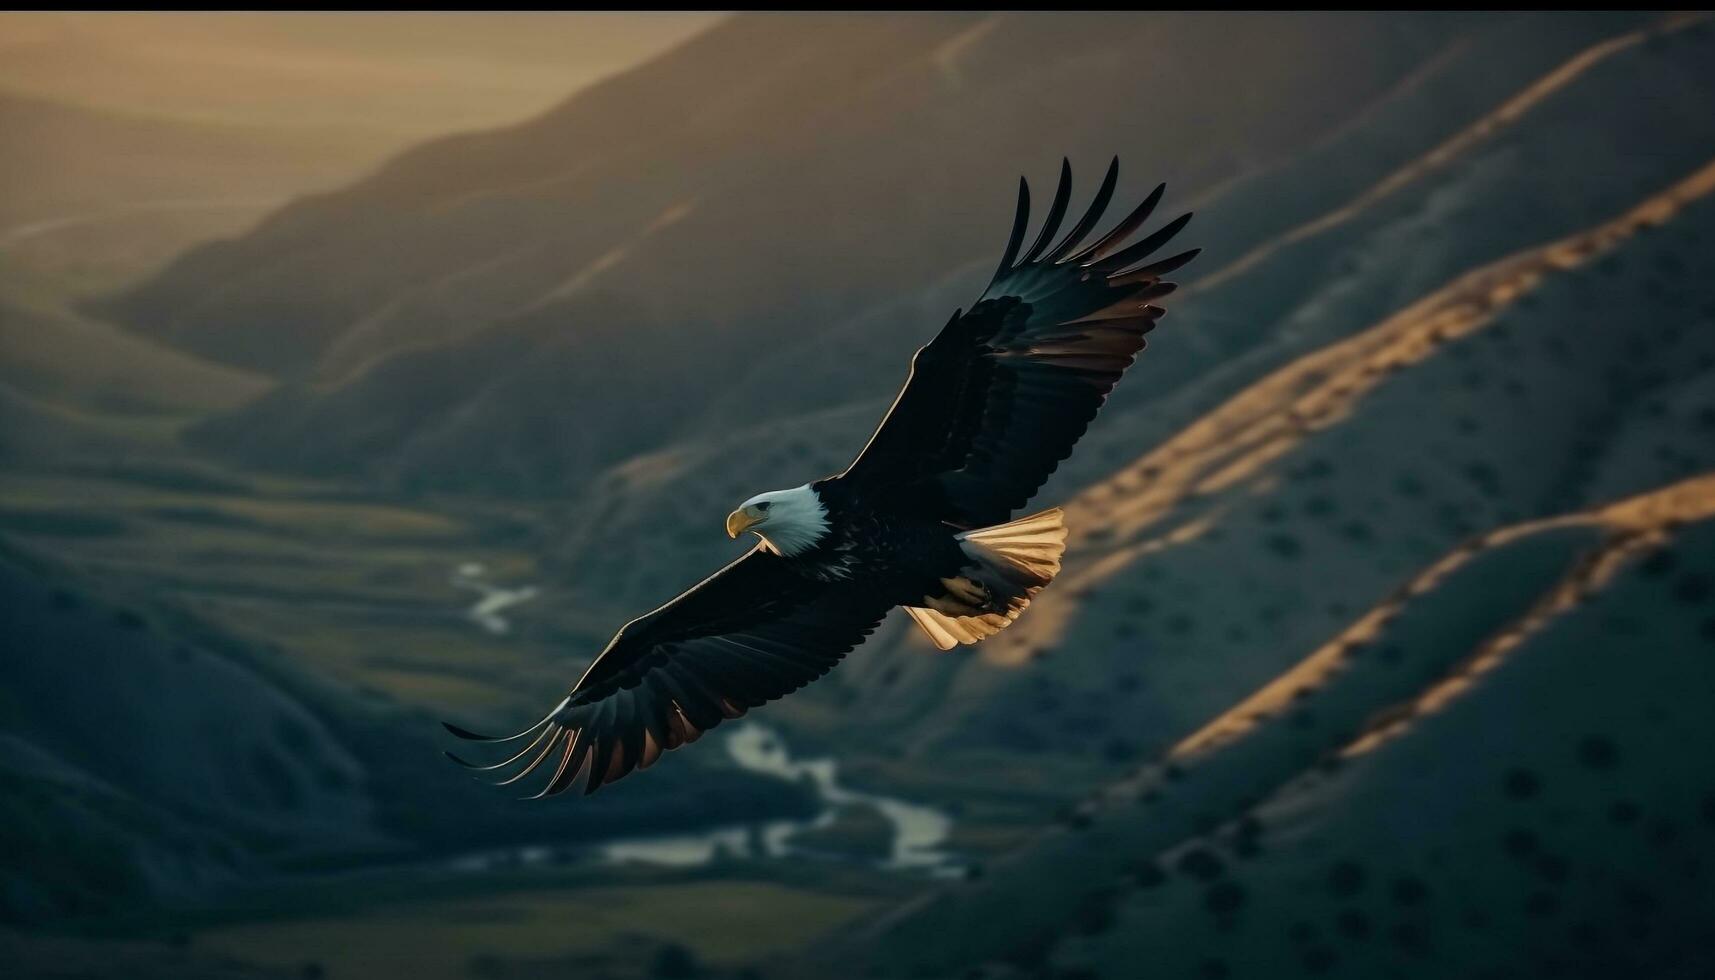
[797,490,1715,979]
[823,143,1715,782]
[0,91,391,231]
[0,539,376,922]
[0,278,267,419]
[539,11,1713,624]
[0,91,399,282]
[0,522,830,924]
[783,155,1715,976]
[0,13,719,139]
[106,11,1602,493]
[772,76,1715,974]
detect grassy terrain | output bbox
[193,879,876,980]
[0,466,548,708]
[7,860,913,980]
[0,264,268,423]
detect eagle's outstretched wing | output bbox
[839,158,1198,527]
[444,547,890,796]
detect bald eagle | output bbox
[446,158,1197,796]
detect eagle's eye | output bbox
[754,502,772,512]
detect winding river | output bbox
[599,724,958,874]
[448,723,961,877]
[449,562,539,635]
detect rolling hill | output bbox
[0,538,375,921]
[0,522,824,927]
[105,11,1643,493]
[0,91,399,283]
[775,33,1715,973]
[531,9,1714,630]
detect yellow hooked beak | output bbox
[726,507,763,539]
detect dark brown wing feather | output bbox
[840,157,1198,527]
[445,547,889,796]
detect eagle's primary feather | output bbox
[446,157,1196,796]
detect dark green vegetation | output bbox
[5,10,1715,979]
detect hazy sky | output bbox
[0,12,725,135]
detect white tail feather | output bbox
[906,508,1067,650]
[958,507,1067,581]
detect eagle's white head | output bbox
[726,484,829,557]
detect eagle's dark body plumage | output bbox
[446,158,1198,796]
[794,477,966,587]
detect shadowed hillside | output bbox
[541,10,1713,628]
[0,92,391,231]
[109,11,1637,493]
[778,73,1715,979]
[792,481,1715,978]
[0,11,718,336]
[0,92,399,289]
[0,539,375,920]
[0,527,823,929]
[0,13,720,139]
